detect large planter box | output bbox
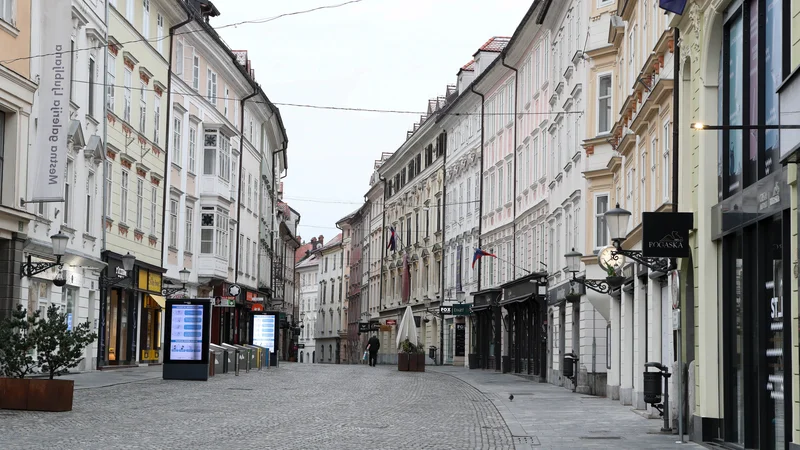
[0,378,75,412]
[397,353,426,372]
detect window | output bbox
[224,87,229,117]
[203,132,216,175]
[201,208,214,254]
[628,26,636,91]
[651,137,658,207]
[88,58,96,117]
[595,195,608,248]
[142,0,150,37]
[0,0,15,24]
[150,186,157,234]
[156,13,164,53]
[107,55,116,111]
[216,208,228,258]
[548,226,554,269]
[139,82,147,132]
[598,0,613,6]
[192,55,199,90]
[153,94,160,144]
[206,69,217,103]
[436,198,441,231]
[172,116,182,165]
[598,74,612,134]
[216,134,231,182]
[188,125,197,172]
[252,241,257,275]
[105,160,113,216]
[85,172,95,230]
[64,159,73,226]
[69,39,75,101]
[406,217,411,245]
[123,68,132,122]
[506,161,513,202]
[120,170,129,223]
[185,205,193,251]
[247,173,252,209]
[663,121,670,202]
[532,137,539,184]
[169,199,178,247]
[238,234,243,267]
[136,179,143,229]
[176,40,184,76]
[246,238,251,275]
[496,166,503,206]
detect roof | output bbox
[295,243,314,264]
[473,36,511,56]
[320,233,343,251]
[460,60,475,71]
[296,253,320,269]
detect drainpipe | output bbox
[501,53,519,279]
[378,176,387,315]
[234,89,258,280]
[439,129,447,366]
[671,27,684,442]
[97,0,112,371]
[160,9,193,275]
[470,85,485,291]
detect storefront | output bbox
[469,288,501,370]
[500,273,548,381]
[99,253,165,367]
[136,268,165,364]
[546,279,585,388]
[713,1,793,446]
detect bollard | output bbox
[234,349,240,376]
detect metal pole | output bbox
[677,326,684,442]
[671,26,684,445]
[440,312,444,365]
[662,370,670,432]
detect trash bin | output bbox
[563,353,578,379]
[209,344,227,374]
[233,345,251,372]
[220,344,242,375]
[208,349,216,377]
[643,371,663,404]
[244,345,260,370]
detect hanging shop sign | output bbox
[385,319,397,326]
[642,212,694,258]
[214,296,236,307]
[452,304,472,316]
[440,305,453,315]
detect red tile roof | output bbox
[461,60,475,71]
[295,243,314,263]
[479,36,511,52]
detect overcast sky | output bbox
[218,0,530,242]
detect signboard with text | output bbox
[163,299,212,381]
[642,212,694,258]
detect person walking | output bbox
[367,334,380,367]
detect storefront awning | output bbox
[500,294,532,307]
[147,295,167,309]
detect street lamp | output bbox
[604,204,669,273]
[162,268,190,297]
[21,233,70,279]
[99,252,136,288]
[564,249,611,294]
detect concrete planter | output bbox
[0,378,75,412]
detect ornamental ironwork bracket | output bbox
[610,243,669,273]
[20,255,63,279]
[570,273,611,294]
[99,273,132,289]
[161,286,186,297]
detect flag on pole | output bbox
[472,248,496,268]
[658,0,687,15]
[386,226,397,251]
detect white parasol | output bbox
[395,305,418,349]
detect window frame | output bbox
[597,72,613,135]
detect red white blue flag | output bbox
[472,248,496,269]
[386,226,397,251]
[659,0,687,15]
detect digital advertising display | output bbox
[168,304,204,361]
[253,314,276,353]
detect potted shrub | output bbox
[605,264,626,289]
[0,304,96,412]
[0,305,40,410]
[397,339,425,372]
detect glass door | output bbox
[762,216,787,448]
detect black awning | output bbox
[500,294,533,307]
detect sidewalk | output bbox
[59,365,163,390]
[430,366,699,450]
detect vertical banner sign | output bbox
[32,2,72,201]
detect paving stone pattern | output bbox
[0,364,512,450]
[431,366,702,450]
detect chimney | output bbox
[311,237,317,248]
[318,235,324,246]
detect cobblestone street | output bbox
[0,364,698,449]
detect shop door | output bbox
[105,289,131,365]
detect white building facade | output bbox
[315,235,343,363]
[438,60,482,367]
[21,0,108,371]
[296,253,319,363]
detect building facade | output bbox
[314,234,343,363]
[296,247,319,364]
[99,0,184,367]
[377,90,451,364]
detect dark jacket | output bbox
[367,336,380,353]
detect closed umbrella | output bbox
[395,305,418,349]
